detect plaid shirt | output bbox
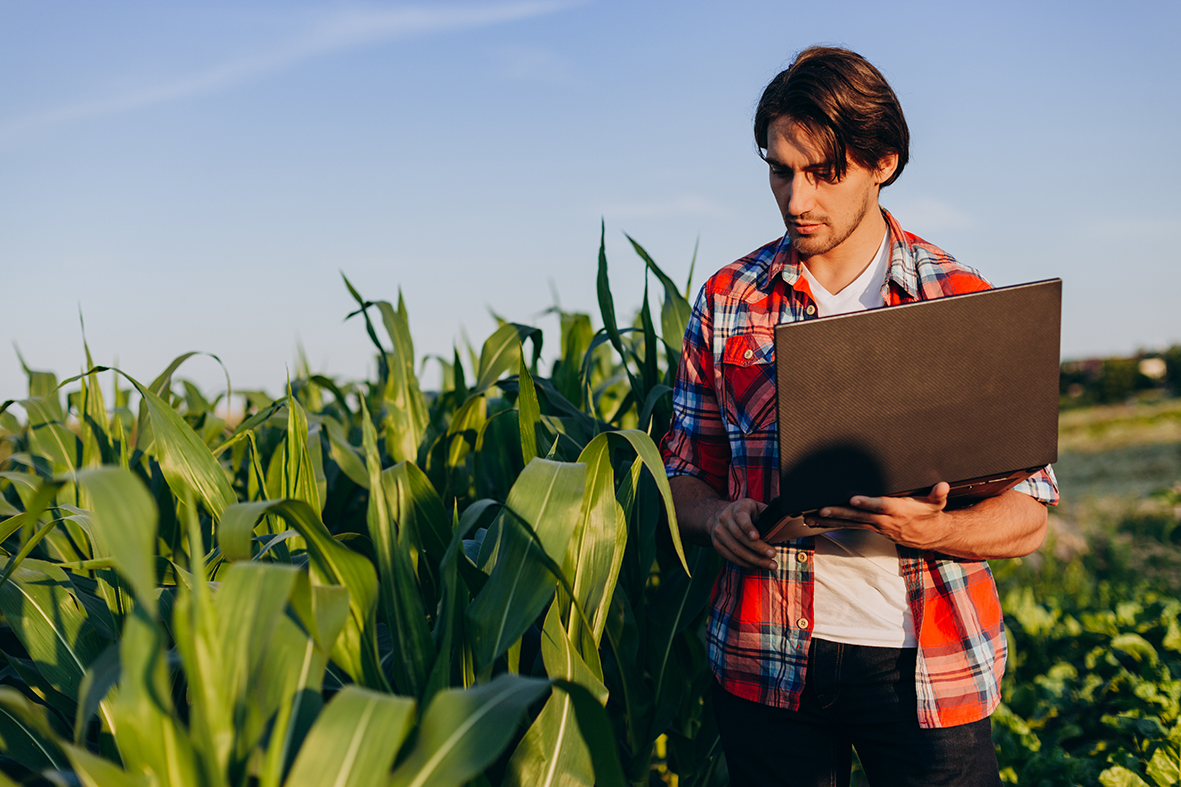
[661,210,1059,729]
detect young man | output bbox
[661,47,1058,786]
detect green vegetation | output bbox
[0,231,719,787]
[1060,347,1181,409]
[994,406,1181,785]
[1,230,1178,786]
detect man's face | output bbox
[765,117,897,259]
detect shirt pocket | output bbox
[721,331,777,435]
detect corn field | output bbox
[0,229,725,787]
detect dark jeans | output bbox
[712,639,1002,787]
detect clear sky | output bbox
[2,0,1178,404]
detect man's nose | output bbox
[787,173,817,217]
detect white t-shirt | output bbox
[798,232,917,648]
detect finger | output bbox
[717,520,778,569]
[816,505,876,523]
[803,513,872,530]
[847,495,888,513]
[927,482,950,505]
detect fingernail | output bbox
[769,562,778,571]
[819,509,830,517]
[748,531,758,540]
[765,548,776,557]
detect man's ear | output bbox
[875,152,900,185]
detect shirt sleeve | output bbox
[1010,464,1059,506]
[660,285,732,496]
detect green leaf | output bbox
[566,434,629,647]
[260,576,347,787]
[0,558,105,703]
[321,416,370,489]
[596,221,627,367]
[1147,745,1180,787]
[377,294,430,464]
[74,467,160,617]
[285,686,416,787]
[215,498,385,689]
[517,350,541,466]
[625,232,692,357]
[123,370,236,520]
[281,390,324,513]
[0,686,68,772]
[74,643,120,744]
[174,561,304,782]
[109,606,203,786]
[1100,765,1153,787]
[466,459,586,669]
[475,323,525,392]
[389,673,551,787]
[504,604,608,787]
[64,742,151,787]
[610,430,688,574]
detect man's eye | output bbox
[770,167,790,178]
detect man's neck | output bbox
[801,208,889,296]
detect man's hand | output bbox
[668,477,778,571]
[804,482,951,551]
[803,482,1049,559]
[705,498,777,571]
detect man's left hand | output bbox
[803,482,952,551]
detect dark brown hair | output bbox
[754,46,909,187]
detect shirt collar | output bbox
[763,208,922,300]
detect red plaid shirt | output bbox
[661,210,1059,728]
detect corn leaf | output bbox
[110,606,203,786]
[363,402,433,697]
[258,578,347,787]
[466,459,585,669]
[609,430,687,574]
[0,558,105,704]
[624,233,692,357]
[517,351,541,466]
[123,371,235,520]
[504,604,607,787]
[281,391,323,513]
[377,294,430,464]
[215,498,385,689]
[565,434,629,647]
[389,673,550,787]
[64,742,150,787]
[74,467,159,617]
[0,686,68,772]
[284,686,416,787]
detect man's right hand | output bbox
[668,477,778,571]
[705,498,778,570]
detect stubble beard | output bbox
[787,184,875,260]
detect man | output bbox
[660,46,1058,786]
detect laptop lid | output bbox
[760,278,1061,532]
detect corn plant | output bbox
[0,231,725,786]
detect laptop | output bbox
[755,278,1061,542]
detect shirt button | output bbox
[743,349,753,360]
[797,618,810,629]
[797,552,809,563]
[805,304,816,316]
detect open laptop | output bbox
[755,278,1061,542]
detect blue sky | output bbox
[2,0,1178,403]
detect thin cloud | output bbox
[0,2,579,146]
